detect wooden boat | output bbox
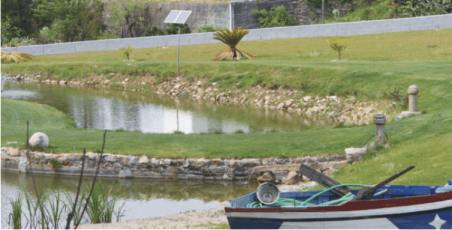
[225,165,452,229]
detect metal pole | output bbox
[177,27,181,76]
[176,108,180,132]
[321,0,325,23]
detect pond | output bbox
[1,171,256,228]
[1,79,331,134]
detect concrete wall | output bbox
[144,2,231,31]
[3,14,452,56]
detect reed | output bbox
[47,192,67,228]
[9,195,22,229]
[87,184,124,223]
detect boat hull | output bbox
[226,189,452,229]
[227,207,452,229]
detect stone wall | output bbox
[1,147,347,181]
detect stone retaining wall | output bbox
[1,147,347,181]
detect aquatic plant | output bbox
[1,52,33,63]
[9,195,22,229]
[87,184,124,224]
[48,158,62,171]
[213,28,253,61]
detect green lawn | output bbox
[2,29,452,183]
[1,99,375,158]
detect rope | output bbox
[247,184,372,208]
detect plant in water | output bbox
[329,40,347,60]
[87,184,124,224]
[120,46,134,60]
[10,195,22,229]
[48,158,62,171]
[213,28,253,61]
[1,52,33,63]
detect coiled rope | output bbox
[246,184,387,208]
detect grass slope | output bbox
[2,29,452,183]
[1,99,374,158]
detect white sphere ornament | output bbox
[28,132,49,148]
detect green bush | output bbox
[165,24,191,35]
[253,5,298,28]
[198,25,224,32]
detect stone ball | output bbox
[28,132,49,148]
[407,85,419,95]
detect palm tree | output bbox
[213,28,253,61]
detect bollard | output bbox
[374,113,386,145]
[407,85,419,113]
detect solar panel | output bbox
[164,10,192,24]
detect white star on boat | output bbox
[429,214,446,230]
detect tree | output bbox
[396,0,452,17]
[30,0,105,42]
[213,28,253,61]
[253,5,298,28]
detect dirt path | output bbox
[80,205,228,229]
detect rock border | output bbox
[1,147,348,181]
[7,74,393,126]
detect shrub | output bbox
[120,46,134,60]
[6,37,36,47]
[1,52,33,63]
[328,40,347,60]
[38,26,60,44]
[166,24,191,35]
[198,25,224,32]
[144,26,165,36]
[253,5,298,28]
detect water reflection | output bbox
[2,81,254,134]
[1,80,333,134]
[1,171,256,227]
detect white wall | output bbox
[3,14,452,56]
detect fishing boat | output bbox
[225,165,452,229]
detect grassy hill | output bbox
[2,29,452,184]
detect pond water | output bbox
[1,171,256,228]
[1,79,330,134]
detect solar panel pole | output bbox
[177,27,181,76]
[164,10,191,77]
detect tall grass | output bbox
[9,196,22,229]
[87,184,125,224]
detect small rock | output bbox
[282,171,300,185]
[118,168,133,178]
[138,155,149,164]
[345,147,368,162]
